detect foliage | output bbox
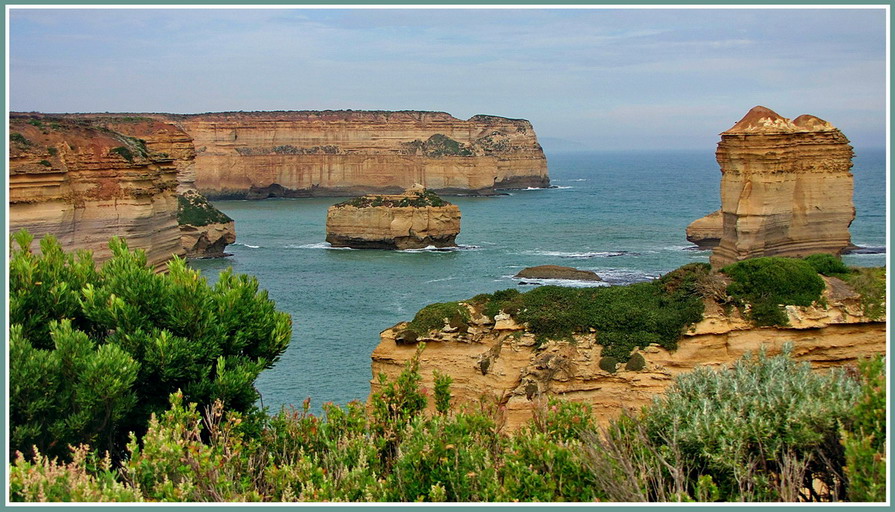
[842,267,886,320]
[10,132,31,145]
[110,146,135,162]
[433,371,453,415]
[9,231,292,460]
[803,253,850,277]
[39,160,52,167]
[401,134,473,157]
[640,345,861,501]
[468,262,707,359]
[334,189,450,209]
[599,357,618,373]
[723,257,826,326]
[841,356,886,502]
[47,146,58,156]
[406,302,470,336]
[177,191,233,226]
[625,353,646,371]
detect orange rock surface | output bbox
[709,106,855,267]
[160,111,549,198]
[369,276,885,429]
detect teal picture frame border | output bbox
[1,1,890,510]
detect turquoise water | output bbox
[190,149,887,412]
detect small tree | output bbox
[9,231,292,460]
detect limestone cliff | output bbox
[326,187,461,249]
[708,106,855,267]
[686,210,722,249]
[369,276,884,429]
[8,115,184,271]
[160,110,549,198]
[8,114,237,263]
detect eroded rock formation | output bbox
[326,186,461,249]
[686,209,722,249]
[369,276,884,429]
[708,106,855,267]
[8,114,236,265]
[8,115,184,271]
[514,265,602,281]
[160,110,549,198]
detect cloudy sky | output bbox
[8,6,888,150]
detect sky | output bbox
[7,6,889,151]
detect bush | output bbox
[406,302,470,336]
[9,231,292,460]
[110,146,134,162]
[625,353,646,371]
[843,267,886,320]
[841,356,886,501]
[723,257,826,326]
[803,253,850,277]
[641,345,861,501]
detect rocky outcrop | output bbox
[8,114,237,263]
[326,186,461,249]
[159,110,549,198]
[514,265,602,281]
[708,106,855,267]
[369,276,885,429]
[8,115,184,271]
[686,210,722,249]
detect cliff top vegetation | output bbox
[334,189,450,209]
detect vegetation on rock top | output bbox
[334,189,449,209]
[401,133,474,157]
[177,191,233,227]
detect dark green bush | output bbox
[10,132,30,145]
[39,160,51,167]
[110,146,134,162]
[723,257,825,326]
[803,253,850,277]
[406,302,470,336]
[843,267,886,320]
[599,356,619,373]
[9,231,291,460]
[625,353,646,371]
[841,356,886,501]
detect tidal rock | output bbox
[708,106,855,267]
[325,186,461,249]
[514,265,602,281]
[686,210,722,249]
[177,191,236,258]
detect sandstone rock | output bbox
[514,264,602,281]
[686,210,722,249]
[708,106,855,267]
[325,187,461,249]
[176,190,236,258]
[369,279,885,429]
[8,115,184,271]
[158,110,550,198]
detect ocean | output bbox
[189,148,887,413]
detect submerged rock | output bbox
[325,185,461,250]
[514,265,602,281]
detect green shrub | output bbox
[841,356,886,502]
[625,353,646,371]
[843,267,886,320]
[803,253,850,277]
[406,302,470,336]
[39,160,52,167]
[9,231,291,460]
[110,146,134,162]
[47,147,58,156]
[642,345,861,501]
[723,257,825,326]
[10,132,30,145]
[433,371,453,415]
[599,356,619,373]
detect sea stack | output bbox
[708,106,855,267]
[325,185,461,250]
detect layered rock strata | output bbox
[8,115,184,271]
[160,110,549,198]
[708,106,855,267]
[326,186,461,249]
[8,114,236,265]
[369,276,884,429]
[685,209,722,249]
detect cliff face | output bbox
[369,277,885,429]
[709,106,855,267]
[8,115,184,271]
[686,209,722,249]
[161,111,549,199]
[326,187,461,249]
[9,114,237,263]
